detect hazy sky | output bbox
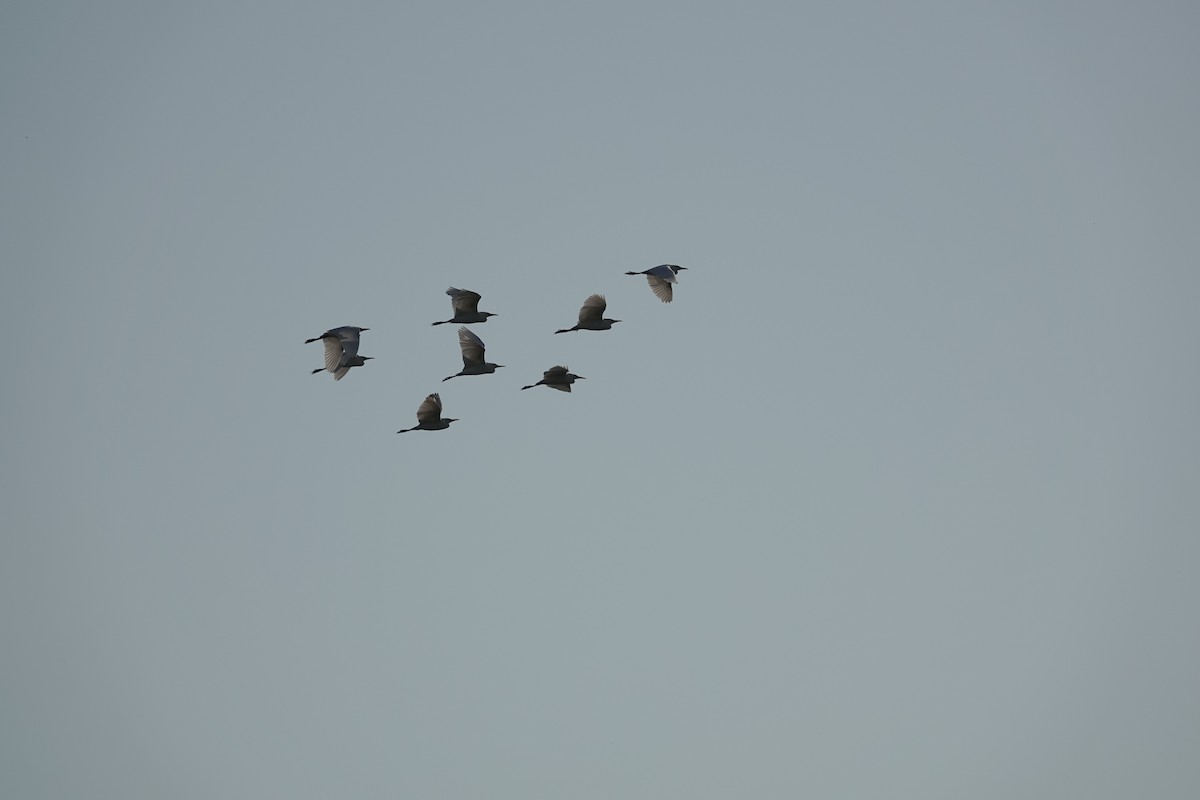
[3,2,1198,798]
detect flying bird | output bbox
[306,326,372,380]
[443,326,504,381]
[625,264,687,303]
[431,287,497,325]
[555,294,621,333]
[396,393,458,433]
[521,365,586,392]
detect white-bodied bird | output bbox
[443,326,504,381]
[431,287,497,325]
[625,264,687,303]
[521,365,586,392]
[555,294,621,333]
[306,326,372,380]
[396,393,458,433]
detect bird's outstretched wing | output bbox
[415,393,443,423]
[457,327,486,366]
[447,287,482,315]
[578,294,607,323]
[322,337,345,373]
[645,275,674,302]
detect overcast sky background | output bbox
[3,2,1198,798]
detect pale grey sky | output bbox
[3,2,1198,798]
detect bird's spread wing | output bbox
[646,275,674,302]
[549,382,571,392]
[544,365,569,379]
[448,287,482,315]
[458,326,486,365]
[579,294,606,322]
[415,393,442,423]
[322,337,345,373]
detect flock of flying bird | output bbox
[304,264,688,433]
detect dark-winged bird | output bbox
[443,326,504,381]
[555,294,620,333]
[521,365,586,392]
[431,287,497,325]
[396,393,458,433]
